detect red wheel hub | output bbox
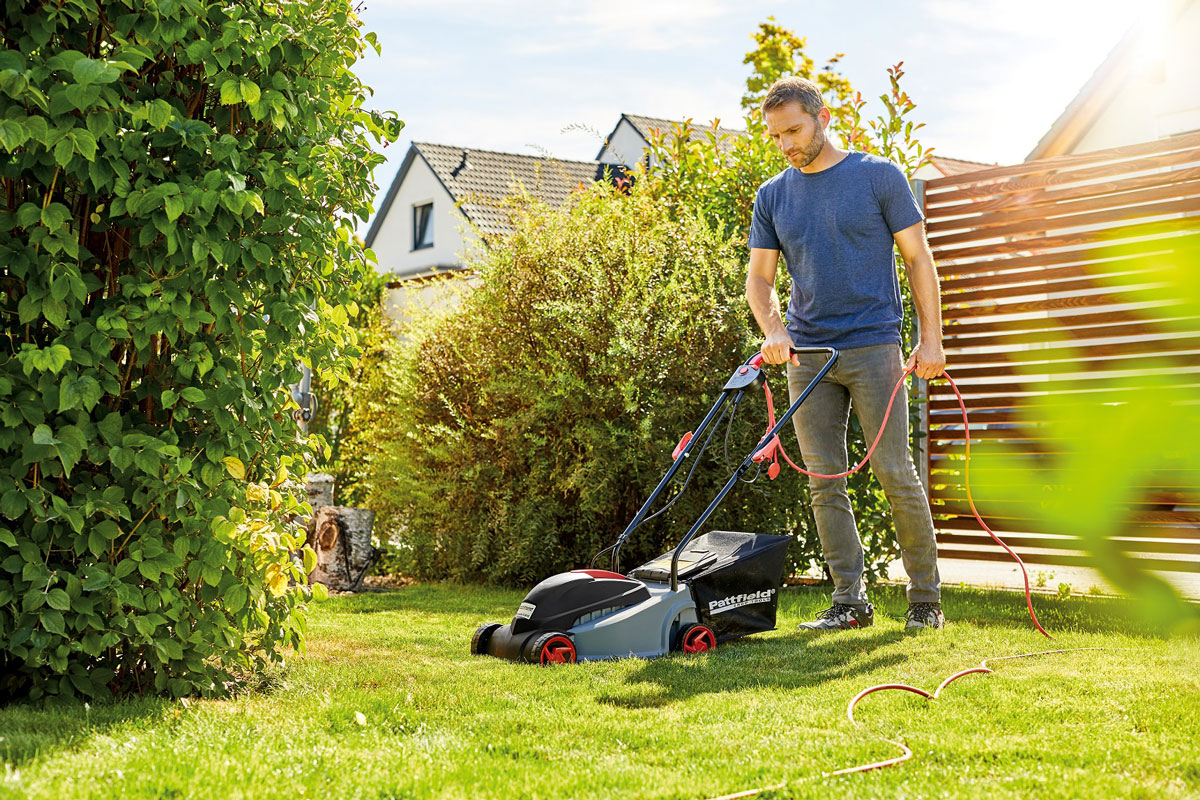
[539,635,576,665]
[683,625,716,654]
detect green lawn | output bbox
[2,583,1197,800]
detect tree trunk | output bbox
[306,506,379,592]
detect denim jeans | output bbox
[786,343,941,605]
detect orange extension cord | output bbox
[703,365,1077,799]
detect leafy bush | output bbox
[360,183,828,584]
[0,0,400,699]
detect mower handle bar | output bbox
[666,346,838,590]
[605,346,838,581]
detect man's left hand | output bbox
[905,339,946,380]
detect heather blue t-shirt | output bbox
[748,152,923,350]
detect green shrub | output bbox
[0,0,401,699]
[359,183,835,585]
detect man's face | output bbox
[764,103,828,169]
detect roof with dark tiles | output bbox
[618,113,747,153]
[415,142,607,238]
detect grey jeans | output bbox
[786,343,941,605]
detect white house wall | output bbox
[368,154,474,278]
[1072,3,1200,153]
[599,119,652,168]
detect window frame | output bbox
[412,201,434,251]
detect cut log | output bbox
[306,506,380,592]
[305,473,335,511]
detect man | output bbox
[744,76,946,631]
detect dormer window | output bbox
[413,202,433,250]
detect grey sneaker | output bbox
[906,602,945,629]
[798,602,874,631]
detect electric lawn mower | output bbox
[471,347,838,665]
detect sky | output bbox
[352,0,1144,230]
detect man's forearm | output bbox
[746,275,788,338]
[908,252,943,345]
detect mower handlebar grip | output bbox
[748,346,834,369]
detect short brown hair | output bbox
[761,76,825,118]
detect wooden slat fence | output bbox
[919,130,1200,573]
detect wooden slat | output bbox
[929,164,1200,221]
[935,229,1198,279]
[933,532,1200,555]
[930,352,1200,381]
[931,545,1200,572]
[928,178,1200,238]
[943,321,1196,347]
[931,216,1198,262]
[944,272,1168,306]
[924,131,1200,194]
[935,335,1200,368]
[941,257,1170,293]
[928,372,1200,399]
[935,513,1200,535]
[941,287,1179,320]
[932,480,1200,498]
[929,197,1200,249]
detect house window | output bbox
[413,202,434,250]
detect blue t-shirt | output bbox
[748,151,923,350]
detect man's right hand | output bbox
[761,328,799,366]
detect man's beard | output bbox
[790,125,826,168]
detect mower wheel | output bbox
[471,623,502,656]
[675,623,717,655]
[525,632,577,665]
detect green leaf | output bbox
[132,615,157,637]
[82,572,109,591]
[60,374,103,413]
[71,128,97,161]
[147,99,172,129]
[71,58,123,85]
[32,424,60,446]
[53,136,73,167]
[0,118,29,151]
[1,490,26,520]
[238,79,261,104]
[46,588,70,610]
[40,203,70,230]
[219,79,241,105]
[158,639,183,660]
[180,387,206,403]
[221,456,245,481]
[41,609,65,635]
[97,412,122,445]
[226,584,247,612]
[55,424,87,477]
[164,194,184,222]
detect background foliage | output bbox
[0,0,401,698]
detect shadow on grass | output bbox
[937,586,1168,638]
[598,627,911,709]
[322,581,521,619]
[789,582,1166,638]
[0,696,171,768]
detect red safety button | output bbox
[739,367,748,375]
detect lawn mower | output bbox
[471,347,839,664]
